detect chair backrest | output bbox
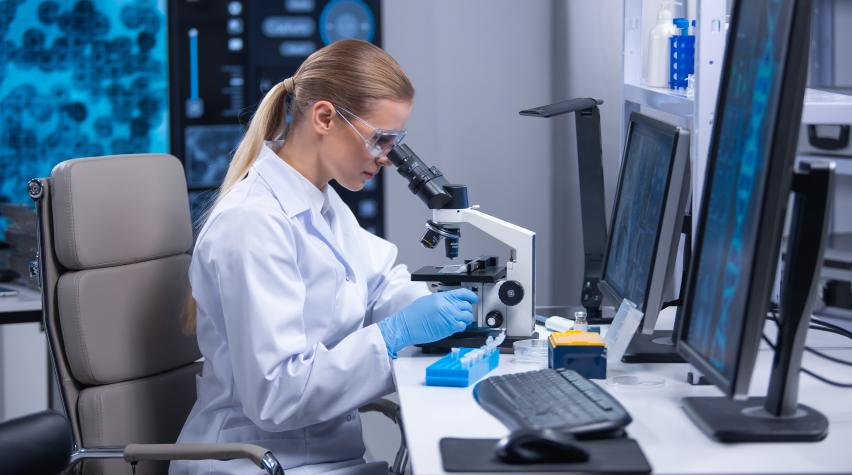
[32,154,202,475]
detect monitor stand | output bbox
[621,330,684,363]
[683,164,833,442]
[624,210,693,364]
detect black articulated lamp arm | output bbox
[518,98,603,118]
[766,161,835,417]
[520,98,608,321]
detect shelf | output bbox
[623,83,694,119]
[802,89,852,124]
[797,155,852,177]
[624,86,852,125]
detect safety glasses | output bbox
[335,105,407,159]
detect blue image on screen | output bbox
[685,0,790,381]
[604,121,673,312]
[0,0,169,208]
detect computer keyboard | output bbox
[473,368,632,437]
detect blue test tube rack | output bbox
[425,347,500,387]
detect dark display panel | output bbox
[678,0,798,389]
[168,0,385,235]
[603,119,675,312]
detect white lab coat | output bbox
[170,143,430,475]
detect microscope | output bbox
[387,144,537,353]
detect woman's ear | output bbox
[311,100,335,137]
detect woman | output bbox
[171,40,477,475]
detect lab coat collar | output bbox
[254,141,327,219]
[254,141,354,277]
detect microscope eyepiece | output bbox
[388,144,453,209]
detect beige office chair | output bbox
[28,154,407,475]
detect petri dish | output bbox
[606,373,665,389]
[513,338,549,366]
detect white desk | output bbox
[392,310,852,474]
[0,282,42,325]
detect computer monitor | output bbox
[675,0,830,442]
[598,112,690,363]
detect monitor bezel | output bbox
[640,127,690,335]
[675,0,812,398]
[599,112,687,322]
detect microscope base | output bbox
[416,330,538,355]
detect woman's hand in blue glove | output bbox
[377,288,479,356]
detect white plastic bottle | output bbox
[644,1,680,88]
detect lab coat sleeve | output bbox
[360,227,431,326]
[209,207,394,432]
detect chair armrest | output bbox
[359,398,408,474]
[359,398,401,424]
[123,443,283,474]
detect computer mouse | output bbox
[495,428,590,464]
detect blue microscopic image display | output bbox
[685,0,789,380]
[0,0,169,207]
[604,121,674,312]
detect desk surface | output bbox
[392,309,852,474]
[0,282,42,324]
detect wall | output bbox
[381,0,555,306]
[831,0,852,236]
[835,0,852,87]
[550,0,624,309]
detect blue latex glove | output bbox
[378,288,478,356]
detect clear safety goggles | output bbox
[335,105,407,159]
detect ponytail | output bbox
[218,78,294,203]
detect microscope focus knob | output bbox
[498,280,524,306]
[485,311,503,328]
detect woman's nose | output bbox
[376,156,392,167]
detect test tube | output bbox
[451,347,461,359]
[494,330,506,347]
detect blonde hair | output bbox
[184,39,415,332]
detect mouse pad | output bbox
[440,437,652,474]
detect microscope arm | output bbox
[432,208,536,337]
